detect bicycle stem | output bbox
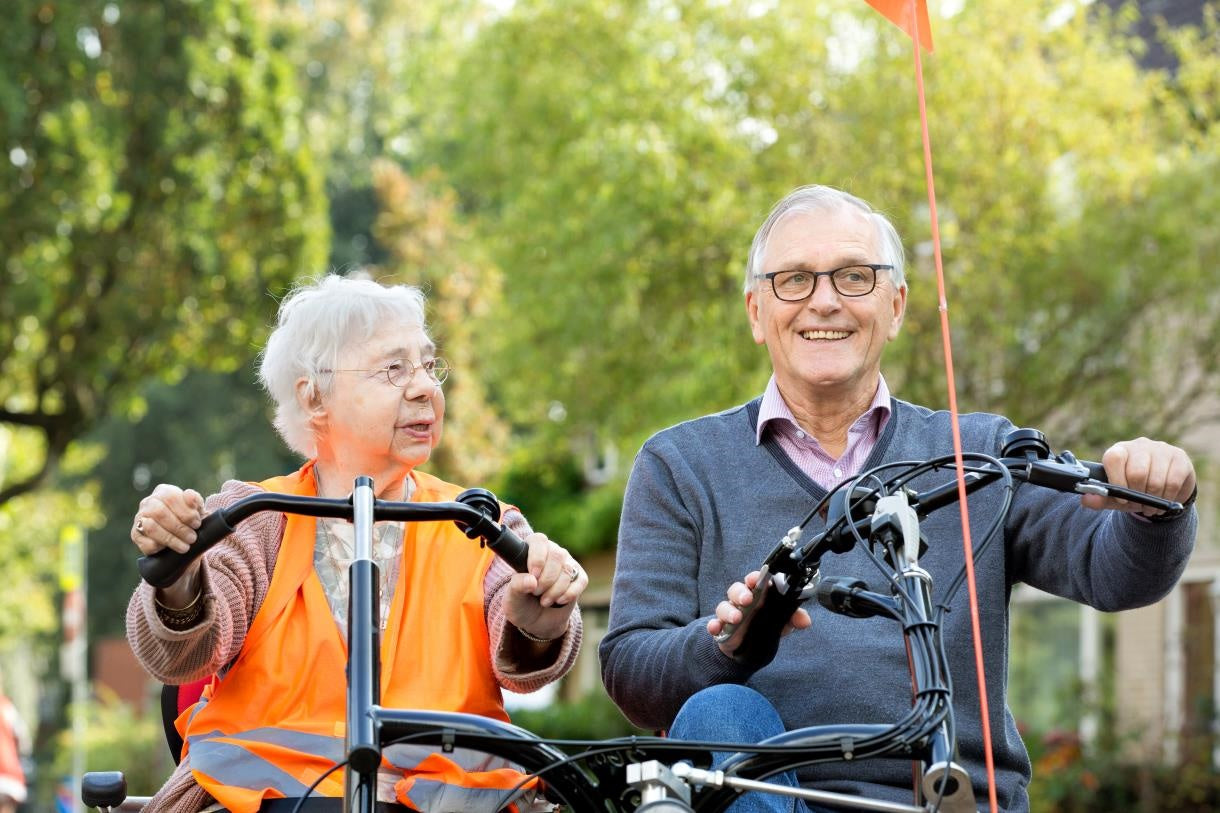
[346,477,381,813]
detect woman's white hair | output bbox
[743,185,907,294]
[259,274,429,457]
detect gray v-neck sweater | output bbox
[600,397,1195,811]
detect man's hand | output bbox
[1080,437,1196,518]
[707,570,812,657]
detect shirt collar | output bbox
[755,374,892,445]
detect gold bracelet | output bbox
[155,590,205,629]
[513,622,566,644]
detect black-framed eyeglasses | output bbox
[755,264,894,301]
[325,357,451,387]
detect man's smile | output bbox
[798,329,851,341]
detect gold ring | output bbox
[135,517,145,534]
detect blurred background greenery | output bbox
[1,0,1218,810]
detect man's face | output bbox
[745,207,906,405]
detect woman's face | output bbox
[316,321,445,475]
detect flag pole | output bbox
[902,2,1000,810]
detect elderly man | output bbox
[599,185,1197,813]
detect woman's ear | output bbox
[295,377,327,427]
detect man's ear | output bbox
[746,289,766,346]
[887,284,908,340]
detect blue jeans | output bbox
[669,685,826,813]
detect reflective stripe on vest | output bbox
[384,744,517,775]
[394,753,537,813]
[181,462,527,813]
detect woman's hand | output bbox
[504,533,587,643]
[132,484,206,606]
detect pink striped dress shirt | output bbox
[754,375,893,491]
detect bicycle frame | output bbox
[338,478,971,813]
[338,477,607,811]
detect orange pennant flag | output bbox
[863,0,934,52]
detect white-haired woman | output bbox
[127,275,585,813]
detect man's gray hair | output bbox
[259,274,430,458]
[743,185,907,294]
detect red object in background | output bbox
[0,694,27,806]
[161,677,213,764]
[176,677,211,714]
[863,0,934,51]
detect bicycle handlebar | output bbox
[137,488,531,588]
[719,428,1188,667]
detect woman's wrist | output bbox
[154,560,202,607]
[512,619,569,644]
[154,587,204,629]
[152,562,204,629]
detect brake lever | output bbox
[1073,480,1184,513]
[1024,456,1184,514]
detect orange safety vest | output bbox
[180,462,537,812]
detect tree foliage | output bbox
[370,162,512,487]
[246,0,492,269]
[45,689,171,800]
[0,430,102,651]
[0,0,328,506]
[410,0,1220,461]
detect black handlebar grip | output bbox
[81,771,128,809]
[454,489,530,573]
[482,525,531,574]
[725,585,802,670]
[1082,460,1107,482]
[137,511,235,588]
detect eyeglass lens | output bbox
[386,358,449,386]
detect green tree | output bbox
[0,0,328,506]
[411,0,1220,470]
[415,0,769,444]
[370,161,512,487]
[0,430,102,651]
[246,0,492,269]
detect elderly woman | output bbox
[127,275,585,813]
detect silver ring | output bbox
[565,564,579,581]
[135,517,145,534]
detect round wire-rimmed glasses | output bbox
[325,358,451,387]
